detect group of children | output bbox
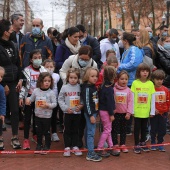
[0,49,170,162]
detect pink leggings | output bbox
[98,110,113,148]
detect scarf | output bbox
[65,38,81,54]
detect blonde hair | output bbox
[82,67,99,83]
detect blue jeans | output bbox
[84,113,97,153]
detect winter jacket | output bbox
[114,82,133,114]
[100,38,121,63]
[81,83,99,117]
[0,38,21,84]
[156,44,170,88]
[0,84,6,116]
[20,32,53,68]
[59,54,98,84]
[54,42,73,72]
[99,81,115,115]
[10,31,24,50]
[117,45,143,86]
[143,46,153,59]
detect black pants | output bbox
[24,98,36,139]
[64,114,81,148]
[0,119,2,136]
[112,113,127,145]
[6,82,19,135]
[126,115,133,133]
[51,106,57,133]
[35,116,51,148]
[134,118,148,145]
[150,113,167,144]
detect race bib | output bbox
[115,92,127,104]
[155,91,166,103]
[93,98,99,111]
[36,97,46,108]
[137,93,148,104]
[69,96,80,108]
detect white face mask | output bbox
[47,68,54,75]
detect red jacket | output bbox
[155,85,170,114]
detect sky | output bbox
[28,0,67,33]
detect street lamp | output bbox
[88,21,91,35]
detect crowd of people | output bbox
[0,13,170,162]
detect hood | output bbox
[100,38,111,44]
[114,82,128,90]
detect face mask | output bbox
[110,38,116,44]
[33,59,42,67]
[47,68,54,75]
[149,32,153,38]
[32,27,41,35]
[162,32,168,36]
[80,37,86,43]
[78,58,89,67]
[163,43,170,50]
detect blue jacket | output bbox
[0,84,6,116]
[20,33,53,68]
[118,45,143,86]
[54,42,73,72]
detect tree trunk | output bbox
[107,2,112,28]
[100,0,104,36]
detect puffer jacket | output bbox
[156,44,170,88]
[117,45,143,86]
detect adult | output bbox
[10,13,24,50]
[131,28,140,40]
[100,28,121,63]
[0,19,22,149]
[20,18,53,68]
[98,29,110,42]
[76,24,102,68]
[55,27,80,73]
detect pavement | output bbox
[0,123,170,170]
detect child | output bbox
[97,66,120,157]
[150,69,170,152]
[131,63,155,154]
[19,49,47,150]
[0,67,6,150]
[81,67,102,162]
[102,49,116,67]
[96,55,118,89]
[42,59,60,142]
[25,72,57,152]
[58,68,83,157]
[112,70,133,153]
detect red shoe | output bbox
[31,135,37,144]
[113,145,120,153]
[23,139,30,150]
[120,145,128,153]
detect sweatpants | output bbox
[134,117,148,145]
[150,113,167,144]
[63,114,81,148]
[51,106,57,133]
[112,113,127,145]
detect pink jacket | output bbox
[114,82,133,114]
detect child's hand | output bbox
[125,113,131,120]
[25,98,31,105]
[90,116,96,124]
[110,115,115,122]
[19,99,24,107]
[67,108,73,114]
[40,103,49,109]
[75,105,83,112]
[0,115,4,122]
[4,85,10,96]
[155,109,159,115]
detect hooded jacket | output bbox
[114,82,133,114]
[100,38,120,63]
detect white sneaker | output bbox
[51,133,60,142]
[72,146,82,156]
[63,147,71,157]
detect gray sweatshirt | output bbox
[58,83,81,114]
[28,88,57,118]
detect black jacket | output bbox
[10,31,24,46]
[81,83,99,117]
[99,81,115,116]
[156,45,170,88]
[0,38,21,84]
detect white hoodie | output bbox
[100,38,120,63]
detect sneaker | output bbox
[134,145,141,154]
[2,124,6,131]
[72,146,82,156]
[145,134,151,142]
[109,149,120,156]
[34,144,43,154]
[31,135,37,144]
[41,146,50,155]
[51,133,60,142]
[113,145,120,153]
[0,138,5,150]
[86,152,102,162]
[11,137,21,149]
[140,142,150,152]
[158,146,166,152]
[97,150,110,157]
[150,146,158,151]
[63,147,71,157]
[126,132,132,136]
[23,139,30,150]
[120,145,128,153]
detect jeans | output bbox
[98,110,113,148]
[84,113,97,153]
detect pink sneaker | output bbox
[120,145,128,153]
[23,139,30,150]
[113,145,120,153]
[31,135,37,143]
